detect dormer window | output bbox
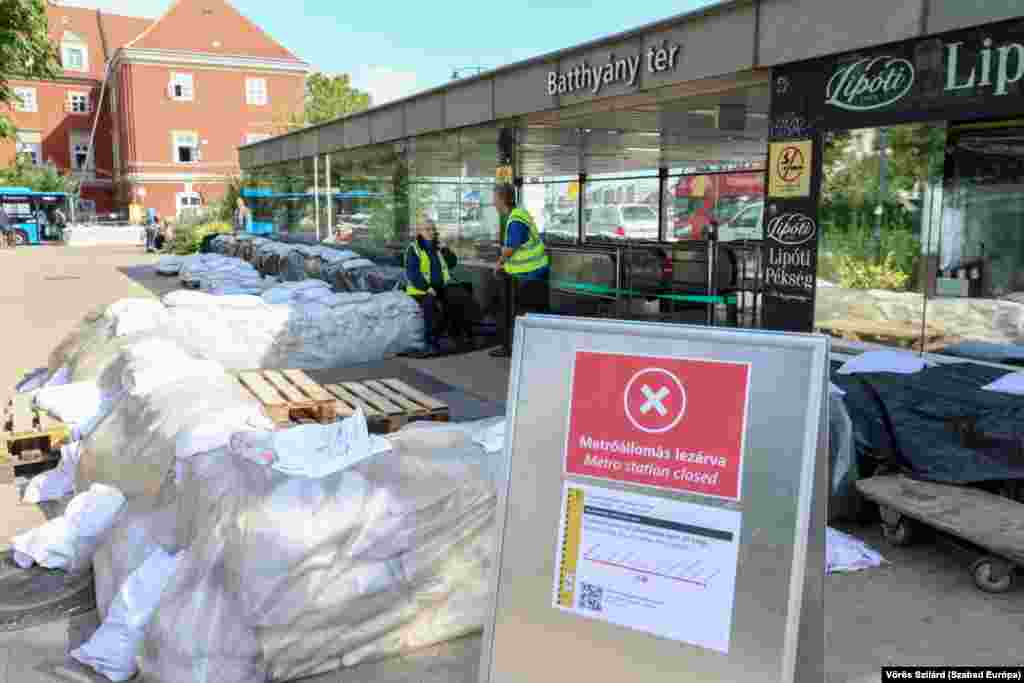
[61,32,89,73]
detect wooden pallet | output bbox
[238,369,338,425]
[1,394,70,483]
[322,378,449,433]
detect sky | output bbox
[57,0,720,106]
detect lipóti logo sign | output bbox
[766,213,817,246]
[826,56,916,111]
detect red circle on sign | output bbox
[776,146,805,182]
[623,368,688,434]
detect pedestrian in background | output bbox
[234,198,251,233]
[0,206,12,249]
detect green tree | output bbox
[0,155,79,193]
[1,0,61,139]
[276,72,372,132]
[304,72,371,126]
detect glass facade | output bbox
[814,119,1024,364]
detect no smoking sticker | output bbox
[564,351,751,501]
[768,140,813,199]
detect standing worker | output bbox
[490,184,550,358]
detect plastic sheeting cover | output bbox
[132,424,498,683]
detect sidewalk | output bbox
[0,246,1020,681]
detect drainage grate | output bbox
[0,551,96,631]
[43,276,82,281]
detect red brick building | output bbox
[3,0,307,219]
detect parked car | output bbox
[717,201,763,242]
[585,204,659,240]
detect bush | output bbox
[835,253,909,291]
[169,219,232,255]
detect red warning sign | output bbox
[564,351,751,501]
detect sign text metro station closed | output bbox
[564,351,751,501]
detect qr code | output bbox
[579,582,603,612]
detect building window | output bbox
[245,78,268,106]
[70,131,90,171]
[67,92,91,114]
[61,43,88,72]
[173,131,200,164]
[15,132,42,165]
[168,72,194,101]
[245,133,270,145]
[13,87,37,113]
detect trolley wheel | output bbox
[13,230,29,246]
[881,516,917,547]
[970,557,1016,594]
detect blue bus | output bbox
[0,187,72,245]
[240,188,384,236]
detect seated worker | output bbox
[490,184,550,358]
[404,219,474,357]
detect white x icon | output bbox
[639,385,670,416]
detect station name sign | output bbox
[547,41,681,96]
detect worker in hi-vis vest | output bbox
[491,184,550,358]
[404,217,474,357]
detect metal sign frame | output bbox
[480,314,827,683]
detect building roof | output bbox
[125,0,303,62]
[44,0,305,81]
[46,5,152,79]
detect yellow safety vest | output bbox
[405,240,451,296]
[503,208,549,276]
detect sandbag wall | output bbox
[18,314,506,683]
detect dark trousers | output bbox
[496,274,550,351]
[414,285,476,349]
[415,293,440,348]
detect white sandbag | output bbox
[124,359,225,397]
[11,483,126,572]
[341,258,376,271]
[827,527,888,574]
[76,369,262,500]
[92,489,181,620]
[16,368,50,394]
[107,299,169,338]
[22,442,82,504]
[71,547,181,682]
[34,381,106,425]
[156,257,184,275]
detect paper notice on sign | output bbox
[564,351,750,501]
[768,140,812,198]
[553,482,741,654]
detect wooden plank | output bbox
[325,384,380,418]
[365,380,429,415]
[262,370,313,405]
[380,379,448,413]
[282,370,334,403]
[239,372,287,407]
[856,475,1024,564]
[342,382,404,415]
[11,394,35,435]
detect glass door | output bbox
[935,120,1024,363]
[816,122,948,353]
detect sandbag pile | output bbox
[48,285,424,375]
[178,255,271,295]
[67,414,502,683]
